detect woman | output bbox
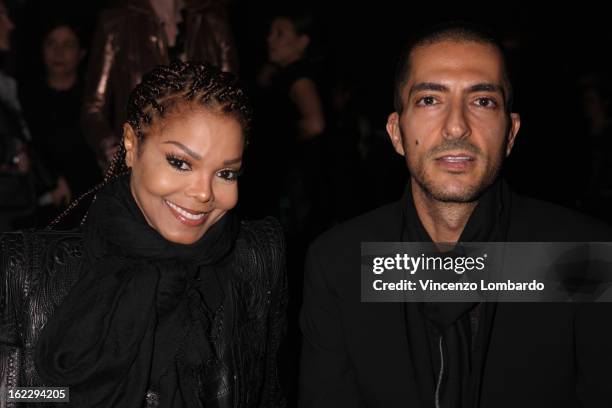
[0,61,287,407]
[265,12,325,143]
[20,21,101,226]
[248,11,327,243]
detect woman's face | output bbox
[124,106,244,245]
[0,2,15,51]
[43,26,83,77]
[267,17,308,66]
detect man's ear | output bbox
[123,123,138,168]
[386,112,405,156]
[505,113,521,157]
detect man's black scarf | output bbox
[35,174,239,407]
[401,178,512,408]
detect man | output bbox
[299,23,612,408]
[82,0,238,169]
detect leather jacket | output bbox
[0,218,286,407]
[81,0,239,161]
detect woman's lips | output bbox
[164,199,210,226]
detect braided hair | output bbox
[47,61,252,229]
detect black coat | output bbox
[299,185,612,408]
[0,218,287,407]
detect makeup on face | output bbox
[126,107,244,245]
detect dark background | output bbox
[8,0,612,210]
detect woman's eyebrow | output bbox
[223,157,242,165]
[162,141,202,160]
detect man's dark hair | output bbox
[393,22,514,114]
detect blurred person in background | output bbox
[20,20,101,227]
[244,10,328,403]
[82,0,239,170]
[0,0,42,231]
[252,9,327,243]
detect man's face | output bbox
[387,40,520,203]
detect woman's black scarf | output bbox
[401,178,512,408]
[35,174,239,407]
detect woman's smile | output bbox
[164,199,211,226]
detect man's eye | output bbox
[217,169,240,182]
[416,96,437,106]
[166,154,191,172]
[475,97,498,108]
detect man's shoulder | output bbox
[512,193,612,241]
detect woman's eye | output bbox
[217,169,240,182]
[474,97,498,108]
[416,96,437,106]
[166,155,191,172]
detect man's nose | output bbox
[442,101,470,140]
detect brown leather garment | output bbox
[81,0,239,162]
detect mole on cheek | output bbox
[415,139,419,146]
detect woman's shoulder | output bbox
[234,217,286,282]
[238,216,284,245]
[1,229,84,271]
[272,59,317,91]
[1,230,84,326]
[1,228,84,245]
[285,59,316,80]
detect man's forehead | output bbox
[406,40,505,88]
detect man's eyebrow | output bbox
[408,82,506,98]
[466,83,505,95]
[409,82,450,97]
[223,157,242,166]
[162,141,202,160]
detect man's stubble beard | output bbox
[402,128,508,203]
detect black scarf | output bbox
[401,178,512,408]
[35,174,239,407]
